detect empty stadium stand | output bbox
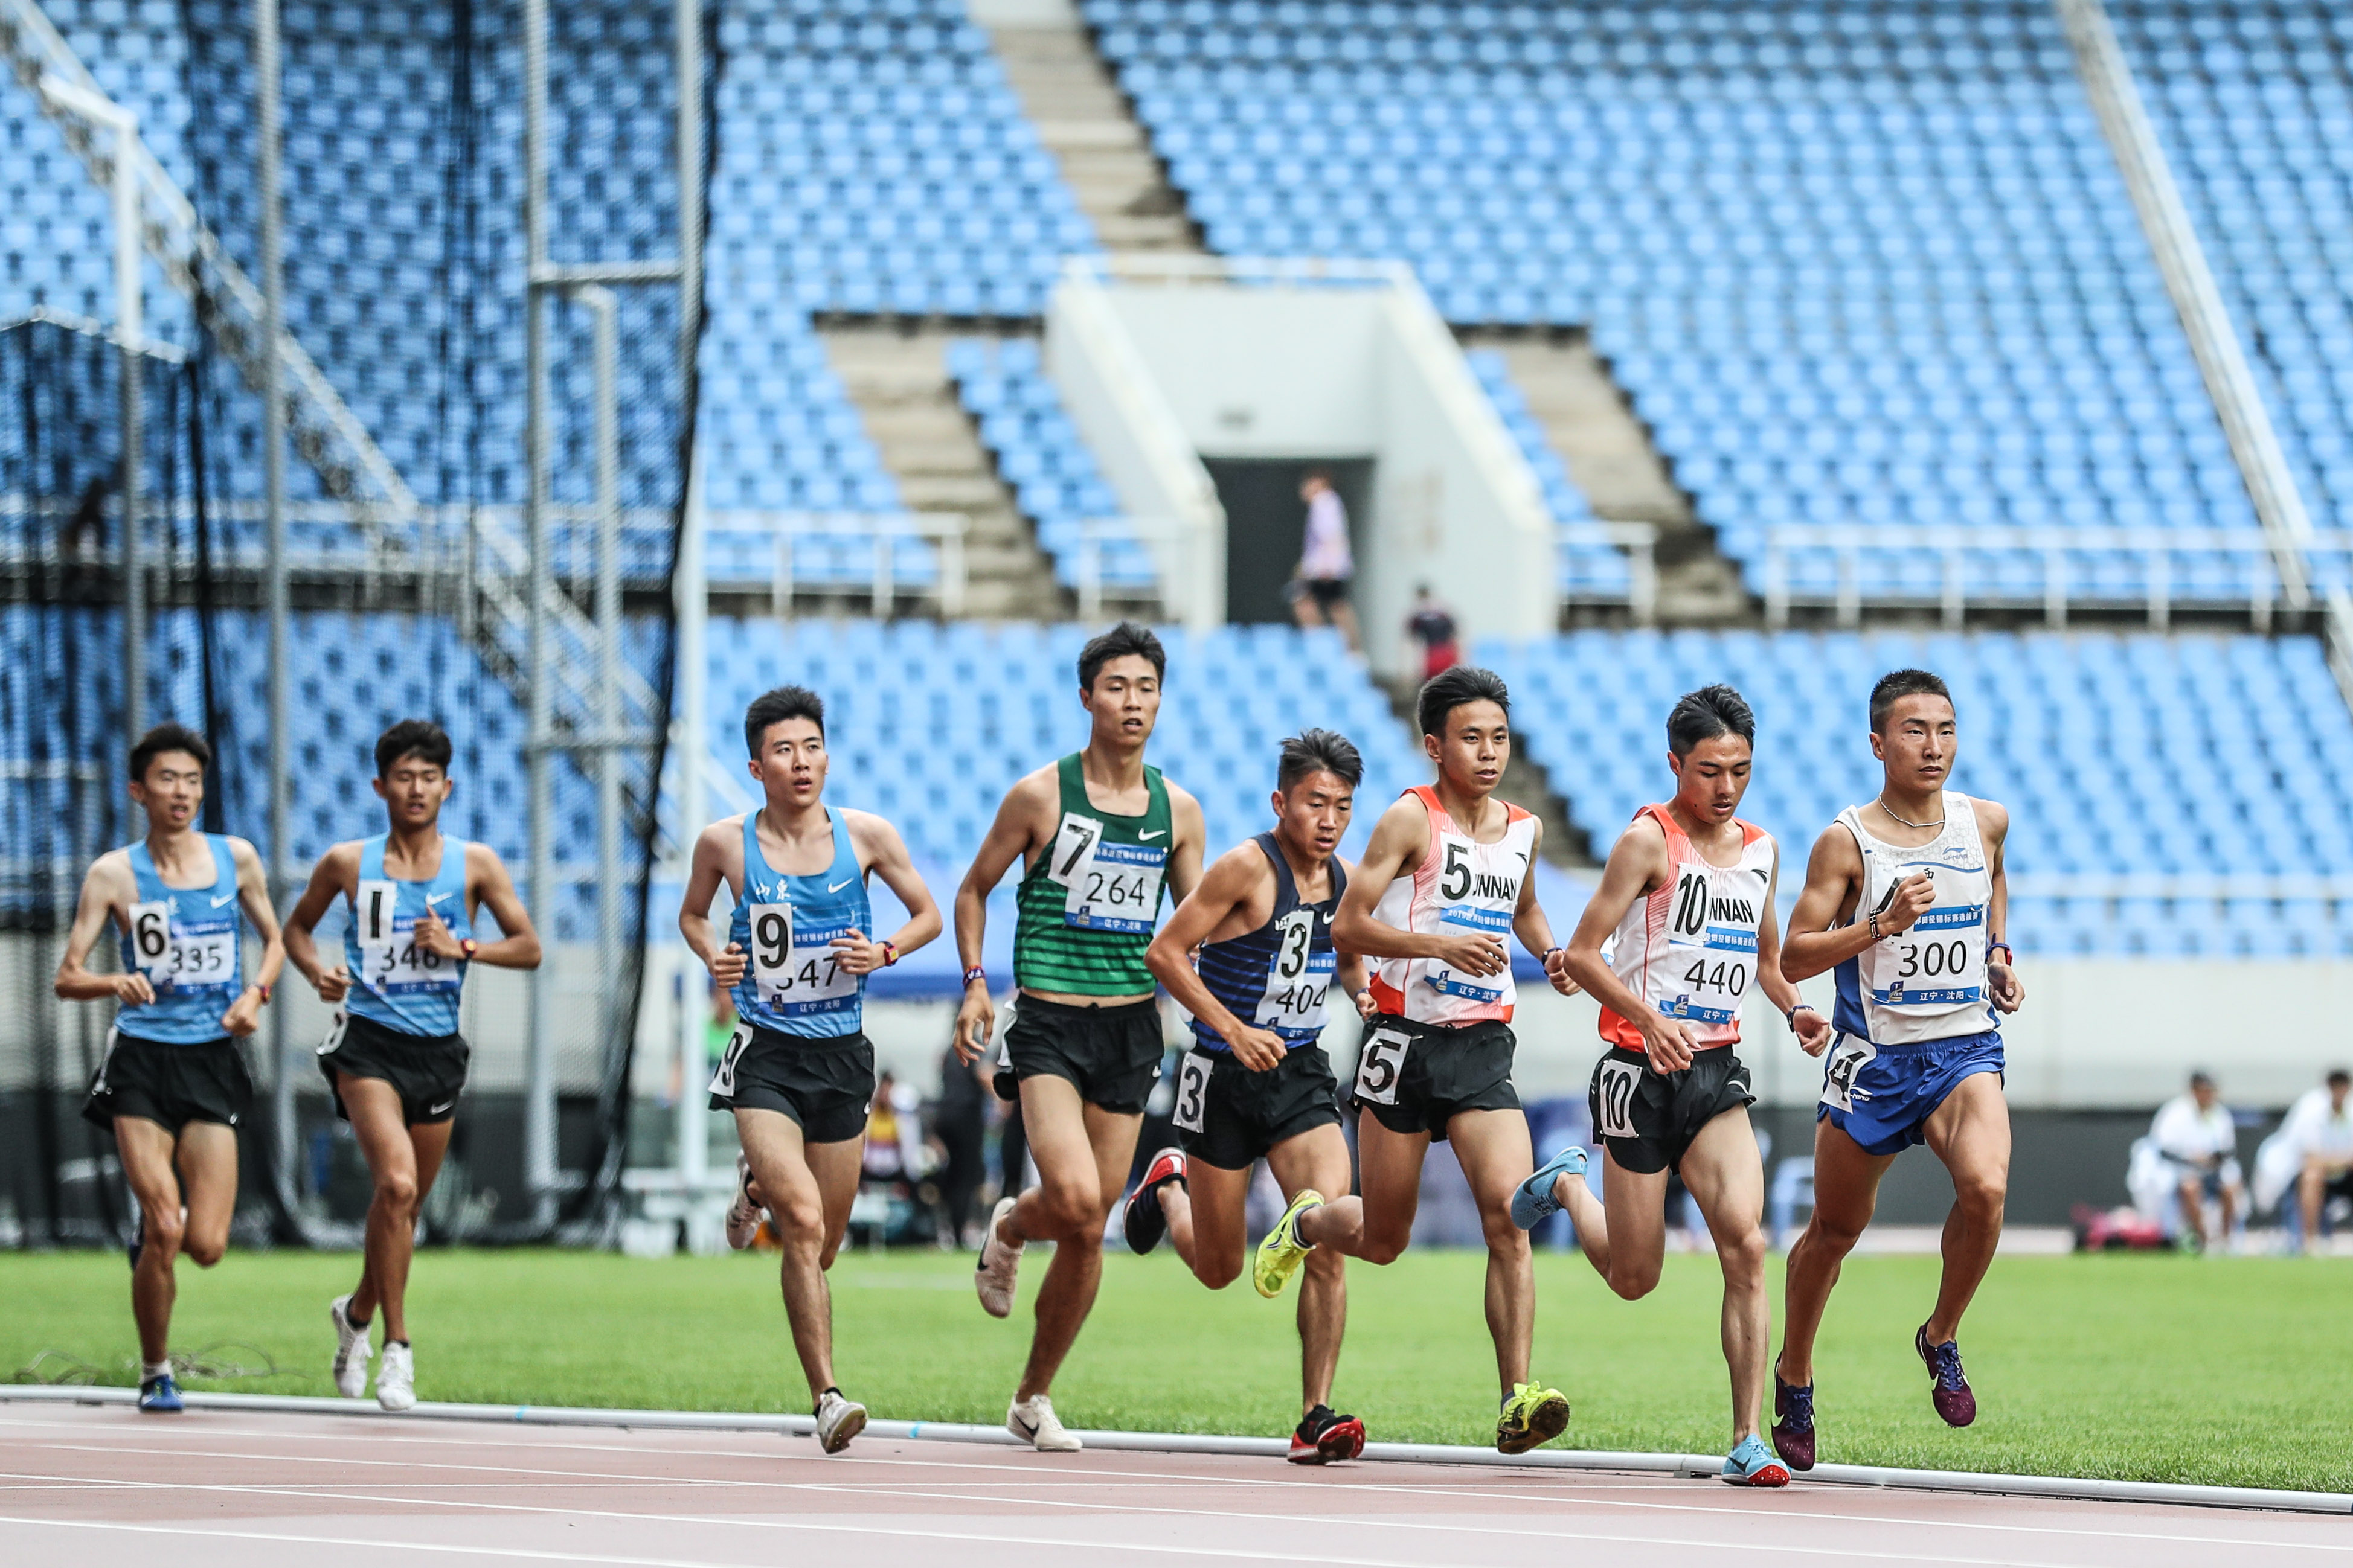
[1466,347,1631,603]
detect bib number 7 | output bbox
[1353,1026,1410,1106]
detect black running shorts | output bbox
[319,1010,471,1127]
[1351,1014,1521,1142]
[994,995,1164,1115]
[82,1030,253,1136]
[708,1026,875,1144]
[1172,1043,1344,1171]
[1588,1044,1755,1176]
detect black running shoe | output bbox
[1121,1146,1187,1255]
[1770,1369,1815,1471]
[1289,1404,1365,1465]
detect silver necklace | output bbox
[1875,795,1945,830]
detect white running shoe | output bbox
[725,1151,762,1251]
[814,1389,867,1454]
[329,1294,372,1400]
[974,1195,1023,1319]
[1007,1393,1081,1453]
[376,1340,416,1412]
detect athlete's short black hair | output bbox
[2329,1068,2351,1090]
[374,718,452,778]
[1077,621,1165,692]
[2189,1070,2217,1092]
[1666,684,1755,758]
[1417,664,1509,737]
[1870,668,1954,733]
[1277,728,1363,792]
[129,722,210,781]
[744,685,824,754]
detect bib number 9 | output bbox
[1173,1051,1211,1133]
[708,1022,753,1098]
[1353,1026,1410,1106]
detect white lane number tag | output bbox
[1353,1026,1410,1106]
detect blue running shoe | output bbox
[1510,1145,1590,1231]
[1721,1433,1790,1488]
[138,1373,184,1413]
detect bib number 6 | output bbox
[1353,1026,1410,1106]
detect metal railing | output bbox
[1071,516,1186,624]
[1561,520,1659,622]
[740,510,969,618]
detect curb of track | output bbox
[5,1384,2345,1516]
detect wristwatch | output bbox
[460,938,479,961]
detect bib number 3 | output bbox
[1173,1051,1211,1133]
[1353,1026,1410,1106]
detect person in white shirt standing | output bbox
[1289,470,1361,651]
[2149,1071,2242,1250]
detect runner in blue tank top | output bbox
[56,724,285,1414]
[1122,730,1381,1466]
[284,720,541,1413]
[678,685,942,1454]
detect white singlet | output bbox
[1367,785,1536,1026]
[1600,803,1775,1052]
[1831,792,1994,1047]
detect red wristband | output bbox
[881,940,898,967]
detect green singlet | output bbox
[1012,754,1173,996]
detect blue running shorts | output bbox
[1816,1028,2004,1157]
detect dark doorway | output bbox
[1204,457,1374,625]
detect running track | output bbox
[2,1404,2346,1567]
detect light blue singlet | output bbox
[114,835,244,1045]
[727,810,870,1039]
[341,833,473,1038]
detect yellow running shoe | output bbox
[1495,1380,1571,1454]
[1253,1188,1324,1299]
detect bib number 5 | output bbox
[1353,1026,1410,1106]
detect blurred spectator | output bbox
[862,1072,923,1183]
[2285,1069,2353,1253]
[2149,1070,2242,1250]
[931,1044,989,1250]
[1405,583,1460,680]
[1288,470,1360,650]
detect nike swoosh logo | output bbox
[1012,1414,1038,1438]
[428,1102,454,1115]
[426,892,452,906]
[211,891,239,907]
[1140,830,1166,841]
[829,878,856,892]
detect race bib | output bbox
[745,900,859,1018]
[1427,900,1511,1005]
[353,882,461,994]
[1254,908,1334,1035]
[1353,1025,1410,1106]
[1172,1049,1211,1133]
[1048,812,1166,933]
[708,1021,753,1098]
[129,900,237,990]
[1820,1035,1878,1113]
[1594,1057,1642,1139]
[1661,867,1757,1025]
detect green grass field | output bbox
[4,1246,2346,1493]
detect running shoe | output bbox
[1769,1369,1815,1471]
[1510,1144,1590,1231]
[136,1372,183,1414]
[814,1388,867,1454]
[1721,1433,1791,1488]
[1495,1381,1571,1454]
[1122,1147,1187,1256]
[1915,1325,1976,1427]
[1253,1188,1323,1299]
[1289,1404,1366,1465]
[376,1340,417,1412]
[1007,1392,1082,1453]
[975,1195,1024,1319]
[330,1293,373,1400]
[725,1151,762,1252]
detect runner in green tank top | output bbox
[953,622,1205,1452]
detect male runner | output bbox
[1510,686,1829,1487]
[1770,669,2024,1470]
[955,621,1206,1452]
[284,720,541,1412]
[57,723,284,1413]
[1327,664,1579,1454]
[1123,729,1378,1465]
[679,684,941,1454]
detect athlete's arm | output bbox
[952,768,1056,1060]
[1976,798,2024,1013]
[52,853,152,1006]
[220,837,286,1038]
[1162,781,1209,906]
[1333,857,1375,1019]
[283,843,361,1003]
[1331,794,1506,976]
[1753,853,1831,1057]
[1778,825,1934,982]
[1509,818,1578,996]
[1146,845,1286,1070]
[1559,817,1700,1072]
[838,810,942,975]
[678,818,747,988]
[446,844,542,970]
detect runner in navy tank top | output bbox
[678,684,942,1455]
[284,720,541,1413]
[56,724,285,1414]
[1122,731,1378,1465]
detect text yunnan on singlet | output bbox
[117,836,245,1044]
[1191,833,1347,1052]
[1832,792,1994,1046]
[342,834,473,1037]
[1369,786,1535,1024]
[1601,804,1776,1051]
[1013,754,1172,995]
[728,809,871,1038]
